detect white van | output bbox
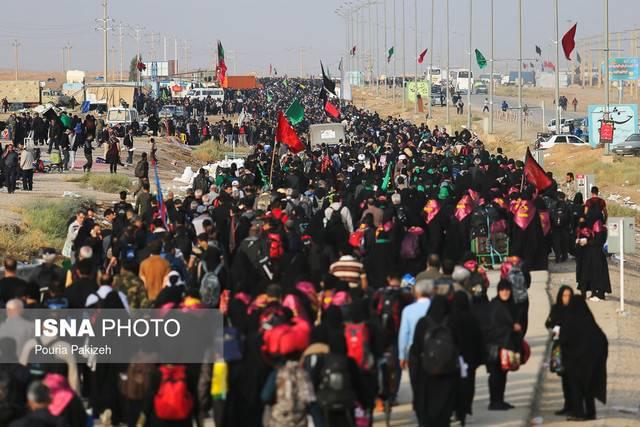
[186,87,224,102]
[106,107,139,135]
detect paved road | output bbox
[373,270,551,426]
[467,93,583,127]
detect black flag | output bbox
[535,45,542,55]
[320,61,336,96]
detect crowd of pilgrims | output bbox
[0,78,609,427]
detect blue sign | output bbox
[606,57,640,81]
[588,104,638,147]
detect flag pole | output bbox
[269,141,277,189]
[414,0,418,114]
[518,0,523,141]
[554,0,561,134]
[489,0,494,133]
[467,0,472,129]
[445,0,450,124]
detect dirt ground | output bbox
[0,134,208,227]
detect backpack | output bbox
[199,261,223,307]
[508,263,528,304]
[153,365,194,421]
[267,233,284,260]
[324,207,346,232]
[344,323,374,371]
[400,232,420,260]
[377,289,402,333]
[552,203,568,228]
[120,361,155,400]
[134,161,146,178]
[270,361,315,427]
[316,353,357,410]
[421,319,458,375]
[223,326,244,362]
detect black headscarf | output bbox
[427,295,450,323]
[545,285,574,330]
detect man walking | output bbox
[18,144,34,191]
[124,128,135,165]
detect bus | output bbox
[449,69,474,94]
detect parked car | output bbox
[430,84,444,106]
[106,107,139,136]
[611,133,640,156]
[186,87,224,102]
[546,118,572,134]
[473,82,488,94]
[538,134,588,150]
[158,105,187,119]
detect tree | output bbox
[128,55,143,81]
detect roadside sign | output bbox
[587,104,638,147]
[606,57,640,81]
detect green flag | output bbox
[266,90,273,102]
[285,99,304,125]
[381,162,394,191]
[387,47,394,63]
[283,78,289,87]
[475,49,487,69]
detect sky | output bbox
[0,0,637,78]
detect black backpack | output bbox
[421,319,458,375]
[552,203,569,228]
[378,289,402,333]
[134,161,146,178]
[316,353,356,410]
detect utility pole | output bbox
[174,37,179,75]
[554,0,561,133]
[518,0,523,140]
[604,0,610,112]
[67,44,72,71]
[393,0,397,102]
[428,0,434,120]
[163,36,167,62]
[299,47,304,78]
[376,0,380,94]
[402,0,406,109]
[62,47,66,74]
[445,0,450,124]
[118,23,125,81]
[414,0,418,113]
[384,0,388,92]
[467,0,472,129]
[148,32,160,61]
[12,40,20,80]
[95,0,111,83]
[489,0,494,133]
[109,46,117,82]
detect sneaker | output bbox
[589,296,601,302]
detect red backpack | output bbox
[268,233,284,259]
[153,365,194,421]
[344,323,374,371]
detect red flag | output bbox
[351,45,356,55]
[417,48,428,64]
[136,62,146,72]
[324,100,340,118]
[524,147,553,191]
[276,111,305,153]
[562,23,577,60]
